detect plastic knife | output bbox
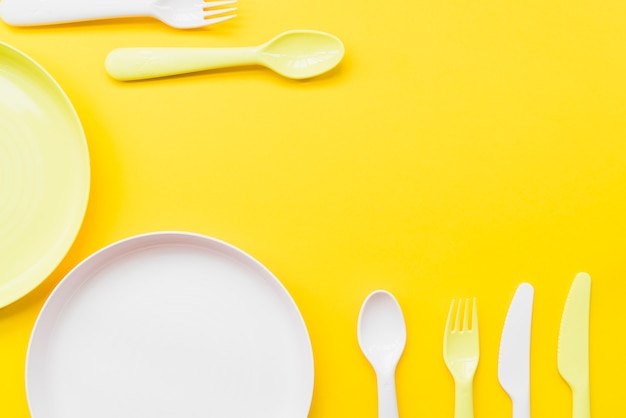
[498,282,534,418]
[558,272,591,418]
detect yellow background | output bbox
[1,0,625,416]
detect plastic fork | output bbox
[0,0,237,29]
[443,298,480,418]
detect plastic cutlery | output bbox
[498,283,534,418]
[358,290,406,418]
[443,298,479,418]
[105,30,344,81]
[0,0,236,29]
[558,273,591,418]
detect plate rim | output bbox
[0,41,91,308]
[25,230,315,418]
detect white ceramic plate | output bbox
[0,42,90,308]
[26,232,314,418]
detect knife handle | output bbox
[512,399,530,418]
[454,381,474,418]
[572,387,590,418]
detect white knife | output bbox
[498,282,535,418]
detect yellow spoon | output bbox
[105,30,344,81]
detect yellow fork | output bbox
[443,298,480,418]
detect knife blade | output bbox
[558,272,591,418]
[498,282,534,418]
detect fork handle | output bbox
[105,48,259,81]
[0,0,150,26]
[454,381,474,418]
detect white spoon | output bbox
[358,290,407,418]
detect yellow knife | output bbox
[557,272,591,418]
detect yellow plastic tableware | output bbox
[558,272,592,418]
[0,42,90,308]
[443,298,479,418]
[105,29,345,81]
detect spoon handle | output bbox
[105,47,258,81]
[376,370,399,418]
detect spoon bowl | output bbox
[105,30,345,81]
[358,290,406,418]
[257,30,344,79]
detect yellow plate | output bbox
[0,43,90,308]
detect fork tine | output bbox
[462,299,469,331]
[204,7,236,17]
[203,13,237,25]
[445,299,455,332]
[203,0,236,7]
[454,299,462,332]
[471,297,477,331]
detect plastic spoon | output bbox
[358,290,406,418]
[105,29,344,81]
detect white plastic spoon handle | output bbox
[0,0,149,26]
[376,369,399,418]
[105,47,259,81]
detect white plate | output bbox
[26,232,314,418]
